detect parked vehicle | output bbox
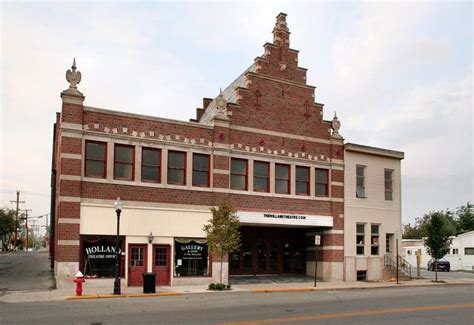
[427,258,450,272]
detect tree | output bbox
[0,208,17,252]
[203,200,241,284]
[424,211,453,282]
[455,202,474,235]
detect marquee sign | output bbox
[84,238,122,259]
[237,211,333,227]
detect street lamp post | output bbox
[113,197,123,295]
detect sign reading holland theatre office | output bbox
[237,211,333,227]
[83,238,123,278]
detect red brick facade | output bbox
[51,13,346,281]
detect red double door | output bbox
[128,244,171,286]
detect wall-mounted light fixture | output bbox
[148,232,154,244]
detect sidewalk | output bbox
[1,278,473,303]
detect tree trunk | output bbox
[435,260,438,282]
[220,254,224,284]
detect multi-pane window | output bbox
[253,161,269,192]
[275,164,290,194]
[141,148,161,183]
[295,166,310,195]
[154,247,168,266]
[114,144,134,180]
[231,158,247,190]
[356,224,365,255]
[385,169,393,201]
[315,168,329,197]
[85,141,107,178]
[356,165,366,198]
[168,151,186,185]
[451,248,459,255]
[131,247,144,267]
[371,224,380,255]
[192,154,210,187]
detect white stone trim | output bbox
[81,200,212,212]
[213,169,229,175]
[58,218,80,224]
[323,229,344,234]
[60,131,83,139]
[61,96,84,105]
[60,175,81,181]
[60,122,83,131]
[331,182,344,186]
[59,196,81,202]
[57,240,80,246]
[307,246,344,251]
[60,153,82,160]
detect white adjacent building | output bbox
[402,231,474,271]
[344,143,404,281]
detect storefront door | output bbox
[230,227,306,275]
[152,245,171,285]
[128,244,147,286]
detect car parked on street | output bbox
[427,258,450,272]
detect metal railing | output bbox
[384,254,412,280]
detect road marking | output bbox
[218,303,474,325]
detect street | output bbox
[418,268,474,280]
[0,251,54,293]
[1,285,473,324]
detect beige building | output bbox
[344,143,404,281]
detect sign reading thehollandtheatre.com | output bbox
[237,211,333,227]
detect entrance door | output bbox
[128,244,147,286]
[152,245,171,285]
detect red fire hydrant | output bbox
[73,271,85,296]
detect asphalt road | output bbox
[1,285,473,324]
[419,269,474,280]
[0,251,55,293]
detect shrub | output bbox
[226,284,231,289]
[208,283,216,290]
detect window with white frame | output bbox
[356,165,366,198]
[452,248,459,255]
[356,224,365,255]
[371,224,379,255]
[385,169,393,201]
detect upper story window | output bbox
[315,168,329,197]
[356,165,366,198]
[192,154,210,187]
[295,166,310,195]
[141,147,161,183]
[356,223,365,255]
[385,169,393,201]
[231,158,247,191]
[114,144,134,181]
[275,164,290,194]
[465,248,474,255]
[168,151,186,185]
[371,224,380,255]
[85,141,107,178]
[253,161,269,192]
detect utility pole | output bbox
[22,209,32,251]
[10,191,25,251]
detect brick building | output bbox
[50,13,403,288]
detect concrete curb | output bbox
[249,281,474,294]
[65,292,182,300]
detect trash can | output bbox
[142,272,156,294]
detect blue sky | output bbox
[1,1,472,228]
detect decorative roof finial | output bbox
[216,88,227,115]
[273,13,290,47]
[66,57,81,89]
[331,111,342,139]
